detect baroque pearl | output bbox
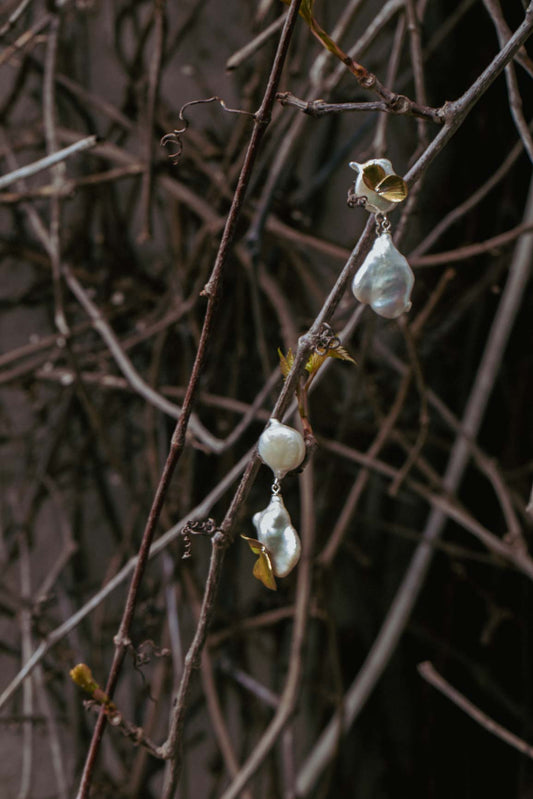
[349,158,396,214]
[253,494,301,577]
[258,419,305,479]
[352,233,414,319]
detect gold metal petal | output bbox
[241,535,277,591]
[362,163,387,190]
[252,553,277,591]
[375,173,408,202]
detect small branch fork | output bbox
[288,0,443,123]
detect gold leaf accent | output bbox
[375,173,408,202]
[362,163,386,191]
[241,535,277,591]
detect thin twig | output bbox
[34,665,69,799]
[482,0,533,162]
[373,11,406,154]
[406,3,533,186]
[418,661,533,760]
[0,449,253,713]
[138,0,165,241]
[62,265,224,451]
[406,0,429,145]
[75,4,305,795]
[226,13,286,70]
[0,135,98,190]
[410,222,533,266]
[15,509,33,799]
[410,128,531,258]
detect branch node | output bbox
[113,634,132,648]
[359,73,376,89]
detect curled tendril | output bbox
[161,96,255,165]
[133,640,171,668]
[314,323,341,356]
[181,517,219,558]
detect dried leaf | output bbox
[241,535,277,591]
[278,347,295,379]
[376,173,408,202]
[362,163,386,191]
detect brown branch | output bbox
[406,0,429,144]
[418,661,533,760]
[75,2,306,796]
[138,0,165,241]
[410,128,530,257]
[411,222,533,266]
[406,2,533,186]
[277,92,440,122]
[373,11,406,154]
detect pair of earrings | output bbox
[348,159,414,319]
[242,419,305,591]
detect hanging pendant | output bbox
[348,157,414,319]
[352,232,414,319]
[243,418,305,588]
[253,491,301,578]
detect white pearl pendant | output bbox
[352,233,414,319]
[253,493,301,577]
[258,419,305,479]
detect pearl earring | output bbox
[348,159,414,319]
[242,419,305,590]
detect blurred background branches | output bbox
[1,1,533,797]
